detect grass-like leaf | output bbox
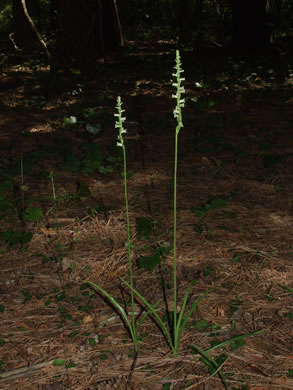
[85,281,137,344]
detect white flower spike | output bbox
[115,96,127,148]
[173,50,185,132]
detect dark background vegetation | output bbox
[0,0,293,69]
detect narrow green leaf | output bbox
[85,281,136,344]
[120,277,174,354]
[205,330,264,353]
[136,300,161,331]
[180,290,209,333]
[192,344,228,389]
[176,290,208,353]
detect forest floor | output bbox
[0,40,293,390]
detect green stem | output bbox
[172,50,184,357]
[173,131,179,355]
[122,142,137,351]
[51,174,56,202]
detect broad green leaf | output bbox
[230,337,245,350]
[136,216,153,240]
[81,158,101,173]
[62,157,81,172]
[23,207,43,222]
[98,165,113,174]
[20,232,33,245]
[203,267,214,277]
[89,338,96,346]
[263,154,284,169]
[1,230,33,246]
[191,206,206,217]
[53,358,65,366]
[66,360,77,368]
[137,252,161,270]
[82,143,103,161]
[78,182,91,198]
[209,198,227,209]
[120,171,134,179]
[0,195,12,211]
[23,291,32,302]
[284,312,293,319]
[195,319,210,331]
[0,180,13,193]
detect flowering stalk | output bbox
[115,96,137,351]
[88,52,210,360]
[172,50,185,353]
[172,50,185,135]
[85,52,260,375]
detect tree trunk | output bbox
[232,0,269,49]
[101,0,123,47]
[12,0,40,50]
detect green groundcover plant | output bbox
[85,51,263,388]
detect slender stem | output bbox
[20,156,25,210]
[20,156,24,185]
[122,144,137,350]
[50,174,56,201]
[173,131,178,354]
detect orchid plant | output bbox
[85,52,263,387]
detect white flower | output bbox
[172,50,185,129]
[173,108,179,118]
[115,96,128,147]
